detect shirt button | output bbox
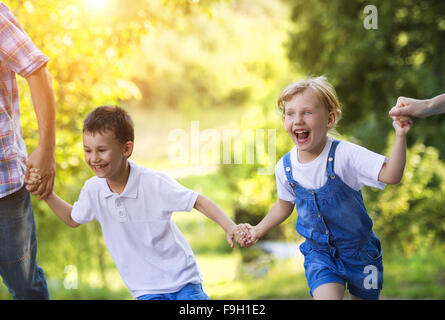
[328,157,333,162]
[325,230,329,235]
[311,191,315,195]
[318,213,322,218]
[285,167,291,172]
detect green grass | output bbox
[200,252,309,299]
[380,245,445,299]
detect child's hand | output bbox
[244,226,259,247]
[25,168,42,187]
[234,223,259,247]
[233,223,250,247]
[226,225,237,248]
[227,224,249,248]
[392,115,413,136]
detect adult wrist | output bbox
[38,140,56,153]
[428,94,445,116]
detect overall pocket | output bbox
[360,237,383,263]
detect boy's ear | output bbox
[123,141,134,158]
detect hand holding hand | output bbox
[389,96,431,119]
[233,223,259,248]
[25,144,56,200]
[25,167,42,186]
[392,115,413,136]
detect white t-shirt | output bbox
[275,136,387,203]
[71,161,201,298]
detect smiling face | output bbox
[83,130,133,181]
[283,88,336,163]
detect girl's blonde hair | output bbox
[277,76,342,126]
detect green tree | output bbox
[129,0,292,113]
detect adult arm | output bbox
[25,66,56,200]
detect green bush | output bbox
[367,136,445,254]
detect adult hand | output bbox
[25,144,55,200]
[389,96,432,119]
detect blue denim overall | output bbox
[283,139,383,299]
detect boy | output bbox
[27,105,238,300]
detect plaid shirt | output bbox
[0,2,48,198]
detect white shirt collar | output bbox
[100,160,139,199]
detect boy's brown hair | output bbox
[83,105,134,144]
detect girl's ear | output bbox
[123,141,134,158]
[327,112,336,128]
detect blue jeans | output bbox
[137,283,210,300]
[0,186,49,299]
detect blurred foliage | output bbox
[129,0,292,112]
[366,136,445,254]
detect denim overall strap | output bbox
[282,151,316,199]
[283,151,296,186]
[326,139,340,177]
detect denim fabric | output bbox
[0,186,49,299]
[137,283,209,300]
[284,140,383,299]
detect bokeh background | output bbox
[1,0,444,299]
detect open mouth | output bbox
[92,164,108,171]
[294,129,310,144]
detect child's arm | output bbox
[378,117,413,184]
[193,194,237,248]
[44,192,80,228]
[242,199,295,247]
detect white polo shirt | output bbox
[71,161,202,298]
